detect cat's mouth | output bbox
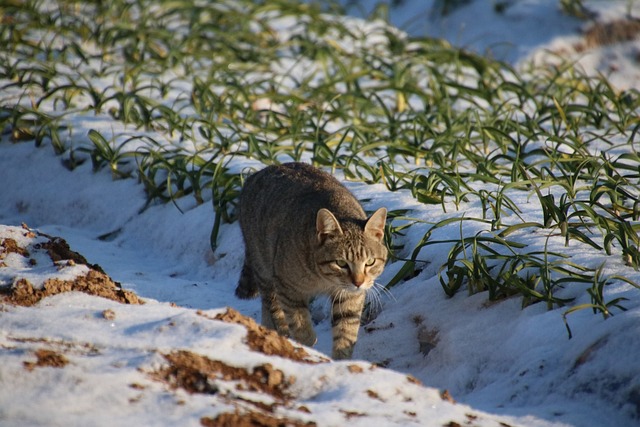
[343,280,372,292]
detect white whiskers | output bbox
[364,282,395,321]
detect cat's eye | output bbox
[335,259,348,268]
[365,258,376,266]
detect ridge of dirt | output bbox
[37,235,106,274]
[203,308,328,363]
[154,350,293,399]
[151,350,316,427]
[201,411,316,427]
[1,225,142,306]
[8,271,142,306]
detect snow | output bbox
[2,0,640,426]
[345,0,640,88]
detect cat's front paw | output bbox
[332,345,354,360]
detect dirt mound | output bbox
[1,225,142,306]
[8,271,142,306]
[156,351,292,399]
[38,235,105,274]
[209,308,326,363]
[201,411,316,427]
[151,350,315,427]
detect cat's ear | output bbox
[364,207,387,242]
[316,208,343,242]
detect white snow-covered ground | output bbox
[2,1,640,426]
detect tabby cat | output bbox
[236,162,387,359]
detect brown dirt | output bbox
[347,364,364,374]
[102,308,117,320]
[0,238,30,260]
[583,18,640,49]
[151,350,316,427]
[340,409,365,419]
[1,226,142,306]
[153,350,293,400]
[406,375,421,385]
[366,389,384,402]
[205,308,327,363]
[545,17,640,62]
[23,348,69,371]
[7,270,142,307]
[441,389,456,403]
[36,234,106,274]
[201,411,316,427]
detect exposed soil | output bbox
[541,16,640,69]
[23,348,69,371]
[209,308,326,363]
[1,225,142,306]
[8,271,142,307]
[151,349,316,427]
[201,411,316,427]
[441,389,456,403]
[0,237,30,260]
[444,413,514,427]
[152,350,292,399]
[37,235,106,274]
[583,18,640,49]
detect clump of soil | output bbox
[0,238,30,260]
[154,350,292,400]
[201,411,316,427]
[441,389,456,403]
[1,225,142,306]
[37,236,105,274]
[583,18,640,49]
[8,271,142,307]
[205,308,327,363]
[151,350,315,427]
[23,349,69,371]
[544,17,640,62]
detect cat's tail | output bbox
[235,263,260,299]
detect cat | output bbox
[235,162,387,359]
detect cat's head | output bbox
[315,207,388,292]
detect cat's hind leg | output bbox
[235,261,260,299]
[261,288,290,337]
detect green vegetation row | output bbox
[2,0,640,333]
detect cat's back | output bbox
[242,162,341,198]
[240,162,365,222]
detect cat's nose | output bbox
[352,274,365,287]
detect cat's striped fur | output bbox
[236,162,387,359]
